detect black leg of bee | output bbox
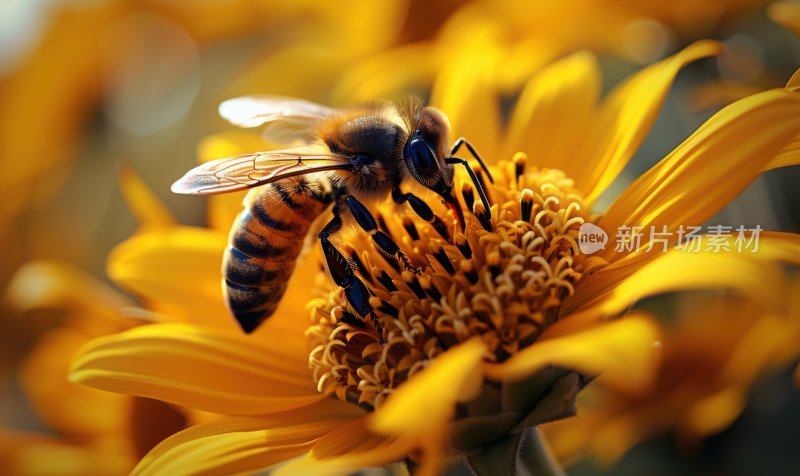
[344,196,418,273]
[450,137,494,183]
[318,211,372,317]
[391,188,451,239]
[446,157,492,221]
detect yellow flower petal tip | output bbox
[484,314,662,393]
[118,165,175,231]
[368,338,486,436]
[787,67,800,92]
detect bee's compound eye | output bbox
[405,135,439,179]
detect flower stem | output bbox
[524,428,566,476]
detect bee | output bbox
[171,95,492,333]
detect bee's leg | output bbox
[445,157,492,222]
[344,196,419,273]
[319,209,372,317]
[450,137,494,183]
[391,187,451,240]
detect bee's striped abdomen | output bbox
[224,178,330,333]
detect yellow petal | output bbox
[275,418,413,476]
[558,249,785,336]
[503,51,601,170]
[770,1,800,37]
[682,387,747,437]
[486,313,661,393]
[580,40,723,202]
[118,166,175,232]
[788,67,800,92]
[21,326,131,438]
[0,431,131,476]
[757,231,800,265]
[331,43,439,103]
[430,44,501,160]
[108,215,323,337]
[688,80,762,112]
[5,260,131,334]
[765,133,800,170]
[370,337,486,437]
[70,323,325,415]
[564,232,800,320]
[598,88,800,263]
[133,415,353,476]
[106,226,233,329]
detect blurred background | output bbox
[1,0,799,474]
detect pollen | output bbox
[306,153,607,408]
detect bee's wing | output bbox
[171,149,352,195]
[218,95,334,145]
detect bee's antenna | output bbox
[446,157,492,222]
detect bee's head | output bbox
[403,107,463,226]
[403,107,452,190]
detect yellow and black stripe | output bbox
[223,177,330,332]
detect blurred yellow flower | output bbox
[0,0,416,239]
[0,169,218,475]
[58,42,800,475]
[0,261,190,476]
[770,0,800,36]
[544,280,800,465]
[331,0,778,104]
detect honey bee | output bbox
[172,96,492,333]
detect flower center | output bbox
[306,153,606,408]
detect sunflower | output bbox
[67,42,800,475]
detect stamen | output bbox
[431,216,450,241]
[461,182,475,211]
[473,202,492,231]
[455,234,472,258]
[337,309,366,329]
[460,259,478,284]
[487,251,501,278]
[520,189,534,222]
[418,274,442,302]
[377,270,398,292]
[403,217,420,241]
[371,297,399,318]
[308,160,593,409]
[513,152,526,185]
[431,243,456,275]
[402,270,427,299]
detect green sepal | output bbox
[511,372,582,432]
[466,432,524,476]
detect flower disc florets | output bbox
[307,153,607,408]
